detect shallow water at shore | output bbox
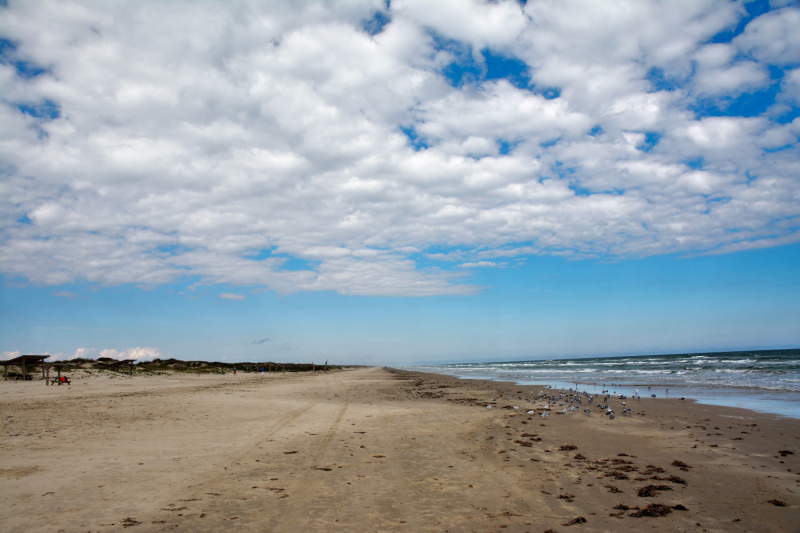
[406,348,800,419]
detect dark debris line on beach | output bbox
[389,367,800,530]
[384,369,737,529]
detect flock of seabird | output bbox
[483,386,662,421]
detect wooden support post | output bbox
[4,364,7,381]
[22,362,27,381]
[46,366,49,385]
[57,366,62,383]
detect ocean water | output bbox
[405,349,800,419]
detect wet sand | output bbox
[1,367,798,532]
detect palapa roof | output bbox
[1,355,49,366]
[101,359,136,367]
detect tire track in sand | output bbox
[259,377,351,532]
[313,380,350,462]
[148,395,322,530]
[152,374,351,531]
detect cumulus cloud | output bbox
[1,350,21,361]
[2,347,161,362]
[0,0,798,296]
[734,7,800,66]
[98,347,162,361]
[49,347,97,361]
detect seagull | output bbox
[527,410,534,414]
[541,412,549,418]
[610,413,615,420]
[486,405,492,409]
[513,406,519,410]
[562,408,567,414]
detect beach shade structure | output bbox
[101,359,136,375]
[41,362,74,385]
[2,355,50,382]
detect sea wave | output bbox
[407,349,800,395]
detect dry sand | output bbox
[1,367,798,532]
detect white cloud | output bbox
[62,347,96,361]
[98,347,161,361]
[693,43,768,95]
[2,347,160,362]
[734,7,800,66]
[1,350,21,361]
[219,293,247,300]
[0,0,798,296]
[21,347,95,362]
[458,261,504,268]
[781,68,800,105]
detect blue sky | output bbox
[1,0,799,364]
[2,243,797,365]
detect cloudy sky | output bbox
[1,0,799,364]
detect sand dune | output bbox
[1,367,798,532]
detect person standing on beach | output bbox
[233,367,236,376]
[261,367,264,375]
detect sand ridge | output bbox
[1,367,798,532]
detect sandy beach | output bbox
[1,367,798,532]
